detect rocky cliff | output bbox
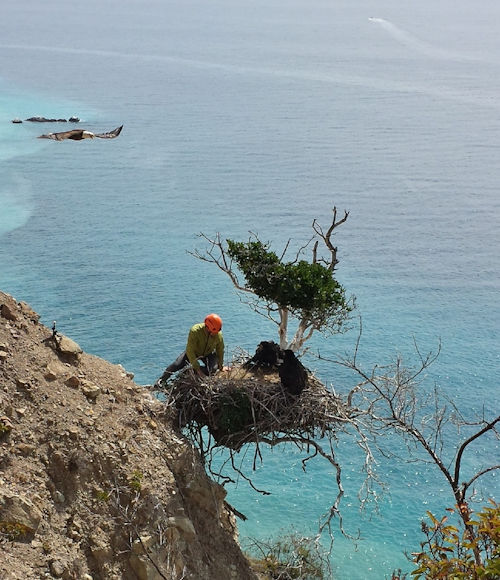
[0,291,257,580]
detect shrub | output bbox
[246,532,329,579]
[411,501,500,579]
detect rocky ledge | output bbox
[0,291,257,580]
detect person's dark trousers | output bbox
[163,352,189,377]
[160,351,218,381]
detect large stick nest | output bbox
[163,360,352,453]
[157,345,356,531]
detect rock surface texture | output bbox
[0,291,257,580]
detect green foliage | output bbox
[0,417,12,437]
[0,520,33,541]
[247,533,329,579]
[226,239,351,320]
[227,239,281,299]
[411,501,500,579]
[128,470,144,492]
[217,389,253,434]
[95,489,111,503]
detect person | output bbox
[156,313,224,385]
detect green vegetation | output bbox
[246,533,329,579]
[0,520,33,541]
[227,239,350,324]
[411,502,500,579]
[192,207,353,351]
[95,489,111,503]
[0,417,12,437]
[128,470,144,493]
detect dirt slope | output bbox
[0,291,257,580]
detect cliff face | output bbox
[0,291,257,580]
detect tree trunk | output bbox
[289,319,308,352]
[278,308,289,350]
[454,488,482,566]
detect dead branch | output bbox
[312,206,349,271]
[322,338,499,566]
[189,232,251,294]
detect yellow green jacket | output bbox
[185,323,224,370]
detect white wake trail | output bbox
[368,17,474,62]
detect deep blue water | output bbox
[1,1,499,577]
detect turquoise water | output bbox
[1,1,499,577]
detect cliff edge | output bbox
[0,291,257,580]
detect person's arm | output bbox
[185,327,201,370]
[216,334,225,370]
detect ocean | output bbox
[1,1,499,577]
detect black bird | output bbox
[279,349,308,397]
[243,341,283,369]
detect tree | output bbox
[191,207,354,352]
[326,332,500,563]
[188,209,498,563]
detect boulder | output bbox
[57,335,83,357]
[0,302,17,322]
[45,332,83,360]
[81,381,101,400]
[0,491,43,536]
[49,559,66,578]
[65,375,80,388]
[167,515,196,540]
[44,361,67,381]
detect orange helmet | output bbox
[204,313,222,334]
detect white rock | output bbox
[167,516,196,540]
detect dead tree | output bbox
[328,332,500,566]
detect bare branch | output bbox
[279,238,292,262]
[463,465,500,495]
[312,206,349,272]
[454,415,500,487]
[189,232,252,294]
[326,333,497,566]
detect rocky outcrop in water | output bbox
[11,117,81,123]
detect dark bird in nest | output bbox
[279,349,308,397]
[38,125,123,141]
[243,341,283,370]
